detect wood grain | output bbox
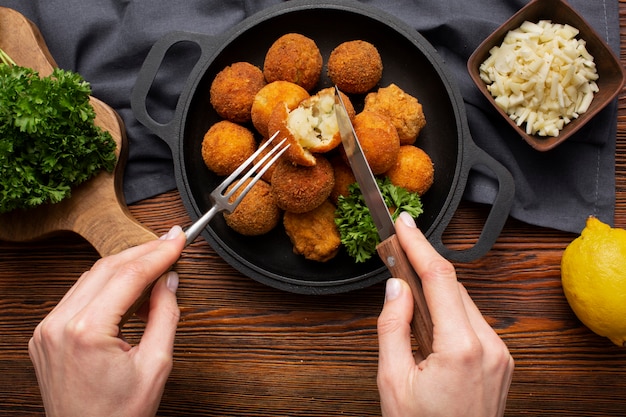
[1,4,626,417]
[377,234,434,357]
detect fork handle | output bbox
[185,205,219,246]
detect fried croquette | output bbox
[364,83,426,145]
[283,200,341,262]
[267,87,355,166]
[385,145,434,195]
[327,40,383,94]
[223,178,281,236]
[201,121,256,176]
[267,103,315,166]
[330,156,356,204]
[271,156,334,213]
[209,62,266,123]
[251,81,309,137]
[350,111,399,175]
[263,33,323,92]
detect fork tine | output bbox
[224,138,290,206]
[223,137,289,202]
[215,131,281,194]
[184,132,289,246]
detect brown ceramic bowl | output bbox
[467,0,625,151]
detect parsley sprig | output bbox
[335,177,424,263]
[0,49,117,213]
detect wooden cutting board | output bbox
[0,6,157,256]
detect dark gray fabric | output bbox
[1,0,618,233]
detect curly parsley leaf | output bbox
[0,55,117,213]
[335,177,424,263]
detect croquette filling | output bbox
[286,94,337,149]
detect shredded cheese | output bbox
[479,20,598,137]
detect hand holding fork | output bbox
[121,132,288,325]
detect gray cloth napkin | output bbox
[1,0,618,234]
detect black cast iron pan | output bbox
[131,0,515,294]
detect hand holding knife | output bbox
[334,86,434,356]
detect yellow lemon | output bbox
[561,217,626,347]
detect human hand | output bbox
[377,212,514,417]
[28,225,186,417]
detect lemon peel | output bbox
[561,216,626,347]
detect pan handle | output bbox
[131,31,218,147]
[429,140,515,263]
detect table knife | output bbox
[334,86,434,356]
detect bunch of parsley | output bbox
[0,49,117,213]
[335,177,424,263]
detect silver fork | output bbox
[119,133,288,326]
[184,131,289,246]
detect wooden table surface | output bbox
[2,5,626,417]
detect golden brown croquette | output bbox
[267,87,355,166]
[385,145,434,195]
[201,121,256,177]
[209,62,266,123]
[327,40,383,94]
[263,33,323,92]
[223,178,281,236]
[251,80,309,137]
[329,156,356,204]
[283,200,341,262]
[271,155,334,213]
[364,83,426,145]
[350,111,399,175]
[267,102,315,166]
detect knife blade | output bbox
[334,86,434,356]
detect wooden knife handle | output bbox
[377,234,434,357]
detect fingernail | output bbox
[165,271,179,294]
[160,225,183,241]
[384,278,402,302]
[399,211,416,228]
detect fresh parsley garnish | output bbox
[0,49,117,213]
[335,177,424,263]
